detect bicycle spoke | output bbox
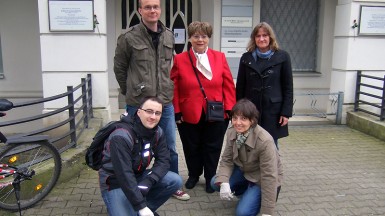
[0,141,61,211]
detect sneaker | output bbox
[173,189,190,201]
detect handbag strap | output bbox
[188,50,207,100]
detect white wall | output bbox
[38,0,111,123]
[331,0,385,102]
[38,0,109,109]
[0,0,42,99]
[330,0,385,123]
[107,0,120,113]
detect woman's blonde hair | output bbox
[246,22,279,52]
[187,21,213,38]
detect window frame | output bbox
[260,0,320,74]
[0,35,4,79]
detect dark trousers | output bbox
[177,112,229,182]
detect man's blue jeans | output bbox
[102,171,182,216]
[126,104,179,174]
[210,166,262,216]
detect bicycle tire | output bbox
[0,141,61,211]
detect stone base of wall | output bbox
[347,111,385,142]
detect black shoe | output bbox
[185,177,199,189]
[205,181,215,193]
[153,212,160,216]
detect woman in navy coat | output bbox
[236,22,293,147]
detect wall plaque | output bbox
[359,6,385,35]
[49,0,94,31]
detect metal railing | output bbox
[0,74,93,153]
[354,71,385,121]
[293,91,344,124]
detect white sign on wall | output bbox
[222,48,247,58]
[221,37,249,48]
[174,29,186,44]
[48,0,94,31]
[222,17,253,28]
[359,6,385,35]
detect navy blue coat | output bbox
[236,50,293,140]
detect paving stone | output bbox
[5,125,384,216]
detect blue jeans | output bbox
[102,171,182,216]
[211,166,262,216]
[274,139,279,150]
[126,104,179,174]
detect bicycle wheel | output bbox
[0,141,61,211]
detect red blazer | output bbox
[171,49,236,124]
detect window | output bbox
[0,35,3,79]
[261,0,319,73]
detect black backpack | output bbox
[85,117,160,171]
[85,119,131,170]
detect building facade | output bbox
[0,0,384,124]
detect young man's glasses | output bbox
[142,5,160,11]
[139,108,162,116]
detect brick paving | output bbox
[1,125,385,216]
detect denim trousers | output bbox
[102,171,182,216]
[211,166,262,216]
[126,104,179,174]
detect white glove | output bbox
[138,207,154,216]
[220,182,234,200]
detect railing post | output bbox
[381,75,385,121]
[67,86,77,147]
[81,78,89,128]
[87,74,94,118]
[354,71,361,111]
[336,91,344,125]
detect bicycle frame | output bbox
[0,100,51,166]
[0,99,62,214]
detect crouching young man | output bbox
[99,96,182,216]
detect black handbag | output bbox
[188,50,224,122]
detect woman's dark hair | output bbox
[231,99,260,127]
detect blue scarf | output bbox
[252,49,274,61]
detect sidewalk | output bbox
[3,124,385,216]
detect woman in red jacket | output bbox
[171,21,236,193]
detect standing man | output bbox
[113,0,190,200]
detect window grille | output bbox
[261,0,319,72]
[121,0,192,54]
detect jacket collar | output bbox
[242,52,262,73]
[139,20,166,35]
[242,50,286,73]
[228,126,258,149]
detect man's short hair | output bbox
[139,96,164,110]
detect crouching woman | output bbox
[211,99,283,216]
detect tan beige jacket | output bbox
[215,125,283,215]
